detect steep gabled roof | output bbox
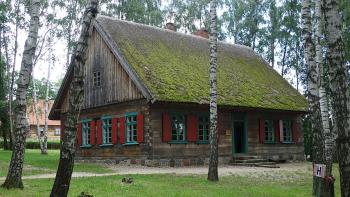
[50,15,307,120]
[95,15,307,111]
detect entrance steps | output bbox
[229,155,280,168]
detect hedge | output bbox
[0,141,61,149]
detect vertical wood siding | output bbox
[84,28,143,108]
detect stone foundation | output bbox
[75,156,232,167]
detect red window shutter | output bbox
[162,112,171,142]
[274,120,280,143]
[137,114,144,143]
[119,117,126,144]
[187,114,198,142]
[96,120,102,145]
[77,123,82,146]
[259,119,265,143]
[112,117,118,144]
[90,121,96,145]
[292,120,300,143]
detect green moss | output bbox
[101,17,307,111]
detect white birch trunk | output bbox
[31,78,44,153]
[42,47,52,155]
[207,0,219,182]
[1,0,41,189]
[315,0,334,196]
[302,0,325,196]
[50,1,99,196]
[323,0,350,196]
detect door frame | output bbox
[232,112,248,154]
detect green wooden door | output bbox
[232,113,248,154]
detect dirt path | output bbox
[0,162,311,181]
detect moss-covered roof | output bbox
[96,15,307,112]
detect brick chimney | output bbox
[165,22,176,31]
[192,29,209,39]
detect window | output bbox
[54,128,60,136]
[198,115,209,142]
[102,118,112,144]
[126,113,137,143]
[82,121,90,145]
[171,114,186,142]
[93,71,101,87]
[282,120,292,142]
[264,120,274,143]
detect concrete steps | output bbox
[230,155,280,168]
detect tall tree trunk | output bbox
[315,0,335,196]
[1,0,41,189]
[43,45,53,155]
[31,77,44,153]
[207,0,219,182]
[50,1,99,196]
[3,28,12,150]
[301,0,325,196]
[281,39,288,78]
[8,0,22,148]
[323,0,350,196]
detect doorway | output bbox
[232,113,247,154]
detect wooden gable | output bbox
[83,28,144,109]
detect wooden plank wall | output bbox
[84,28,144,109]
[149,103,304,160]
[75,100,151,159]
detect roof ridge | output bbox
[96,14,254,52]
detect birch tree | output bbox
[42,37,54,155]
[315,0,334,196]
[301,0,325,195]
[31,76,44,153]
[207,0,219,182]
[323,0,350,196]
[50,1,99,196]
[1,0,41,189]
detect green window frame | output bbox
[102,116,112,144]
[282,120,292,142]
[198,115,210,143]
[264,120,274,143]
[125,112,138,144]
[170,113,186,143]
[82,121,91,146]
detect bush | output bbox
[0,140,61,149]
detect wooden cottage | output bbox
[49,15,308,165]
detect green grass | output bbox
[0,173,341,197]
[0,149,342,196]
[0,149,113,177]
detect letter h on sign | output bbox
[313,164,326,178]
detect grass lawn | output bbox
[0,149,342,196]
[0,149,113,177]
[0,173,341,197]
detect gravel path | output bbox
[0,162,311,181]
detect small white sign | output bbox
[313,164,326,178]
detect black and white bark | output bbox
[207,0,219,182]
[315,0,334,196]
[50,1,99,196]
[43,42,53,155]
[323,0,350,196]
[31,77,44,153]
[301,0,325,196]
[1,0,41,189]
